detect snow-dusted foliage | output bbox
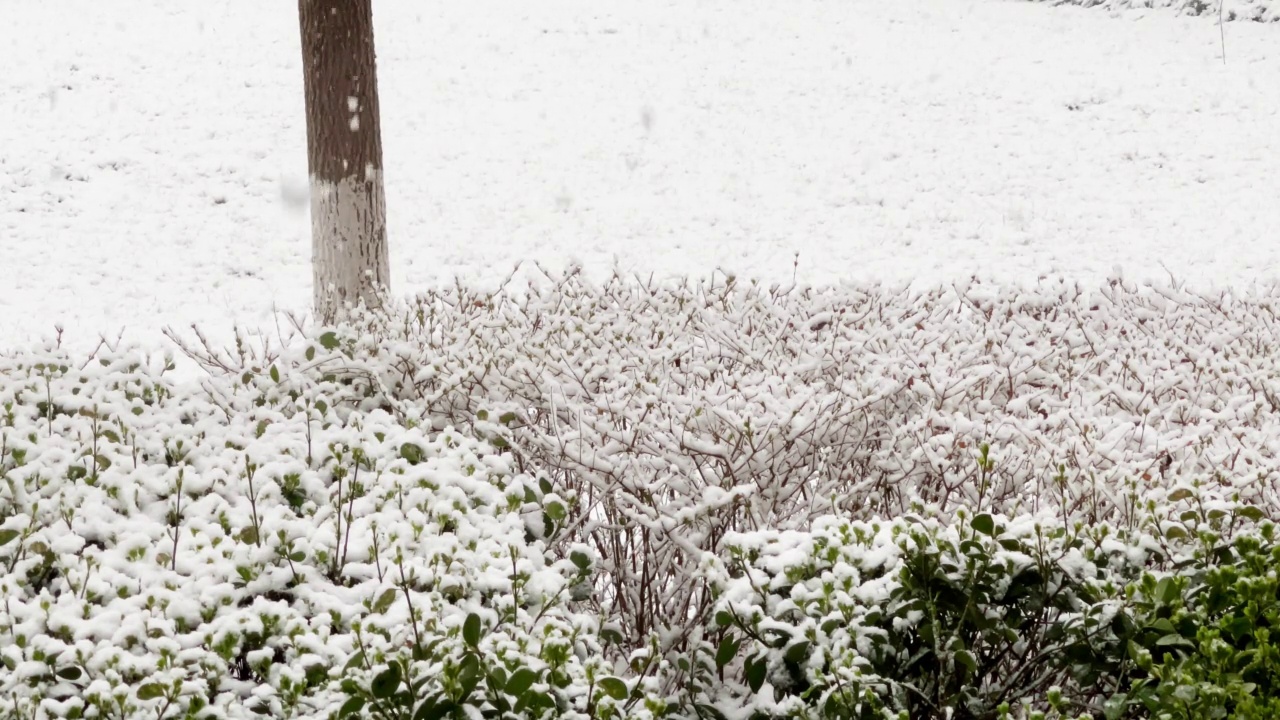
[1027,0,1279,22]
[709,505,1272,719]
[245,270,1280,653]
[0,346,603,719]
[7,272,1280,718]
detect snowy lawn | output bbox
[4,0,1280,353]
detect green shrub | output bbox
[1078,524,1280,720]
[710,502,1279,720]
[710,511,1127,719]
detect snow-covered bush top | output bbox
[0,346,597,720]
[221,270,1279,643]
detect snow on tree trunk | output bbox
[298,0,390,324]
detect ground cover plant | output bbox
[4,272,1280,719]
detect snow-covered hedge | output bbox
[7,271,1280,718]
[1026,0,1278,22]
[213,269,1280,656]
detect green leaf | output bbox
[1155,577,1179,605]
[1168,488,1195,502]
[1164,525,1188,540]
[1156,633,1194,648]
[1223,615,1253,641]
[343,652,366,672]
[954,649,977,676]
[372,588,398,614]
[524,686,555,707]
[504,668,538,697]
[371,665,402,699]
[764,627,793,649]
[745,656,767,693]
[270,365,280,383]
[1103,695,1129,720]
[488,667,508,693]
[55,666,82,680]
[136,683,166,701]
[570,551,592,570]
[784,641,811,664]
[0,529,19,548]
[695,704,729,720]
[715,636,740,668]
[337,697,365,718]
[545,501,567,522]
[411,699,435,720]
[319,332,340,350]
[400,443,424,465]
[416,700,456,720]
[714,610,733,627]
[463,613,482,648]
[411,674,433,695]
[1237,505,1266,521]
[971,513,996,536]
[597,676,628,701]
[458,653,482,699]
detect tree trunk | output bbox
[298,0,390,324]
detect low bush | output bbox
[0,346,603,719]
[186,270,1280,664]
[708,501,1273,720]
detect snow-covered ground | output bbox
[3,0,1279,353]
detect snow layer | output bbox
[3,0,1279,352]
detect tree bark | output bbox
[298,0,390,324]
